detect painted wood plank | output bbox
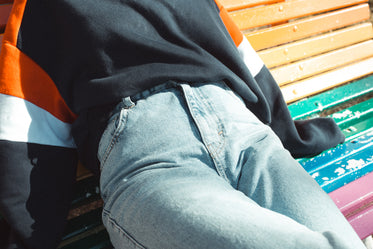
[220,0,283,11]
[332,98,373,129]
[259,23,373,68]
[272,40,373,86]
[329,171,373,219]
[229,0,368,30]
[301,130,373,193]
[246,4,370,51]
[329,171,373,239]
[288,75,373,120]
[348,205,373,240]
[281,57,373,103]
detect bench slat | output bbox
[329,171,373,239]
[63,209,103,241]
[272,40,373,85]
[301,130,373,193]
[59,226,111,249]
[288,75,373,120]
[333,98,373,129]
[348,198,373,239]
[259,23,373,68]
[282,57,373,103]
[246,4,370,51]
[229,0,368,30]
[220,0,284,11]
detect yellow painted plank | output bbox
[220,0,283,12]
[258,23,373,68]
[271,40,373,85]
[281,57,373,103]
[246,4,370,51]
[229,0,367,30]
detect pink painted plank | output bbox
[329,171,373,239]
[348,204,373,239]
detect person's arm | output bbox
[0,1,78,248]
[214,0,344,158]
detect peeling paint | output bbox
[335,167,346,176]
[332,110,352,119]
[360,136,373,144]
[346,159,365,171]
[312,172,319,178]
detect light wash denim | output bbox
[98,82,365,249]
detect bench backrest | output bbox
[221,0,373,103]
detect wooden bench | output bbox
[220,0,373,240]
[1,0,372,248]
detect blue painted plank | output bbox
[300,130,373,193]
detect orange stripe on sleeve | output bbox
[0,0,76,123]
[214,0,244,47]
[0,43,77,123]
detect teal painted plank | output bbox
[342,118,373,142]
[288,75,373,120]
[331,97,373,129]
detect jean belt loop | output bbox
[122,96,136,109]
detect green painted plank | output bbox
[342,119,373,142]
[288,75,373,120]
[331,97,373,129]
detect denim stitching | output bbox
[103,209,146,249]
[101,108,129,168]
[180,84,228,181]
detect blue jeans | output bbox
[98,82,365,249]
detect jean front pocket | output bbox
[98,105,131,170]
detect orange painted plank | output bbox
[259,23,373,68]
[281,57,373,103]
[246,4,370,51]
[0,3,12,30]
[229,0,367,30]
[272,40,373,85]
[220,0,283,12]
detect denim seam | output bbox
[101,108,129,168]
[102,209,147,249]
[197,90,227,182]
[180,84,228,182]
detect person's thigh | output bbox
[101,161,347,249]
[98,82,365,249]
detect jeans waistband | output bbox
[111,81,231,116]
[110,81,181,115]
